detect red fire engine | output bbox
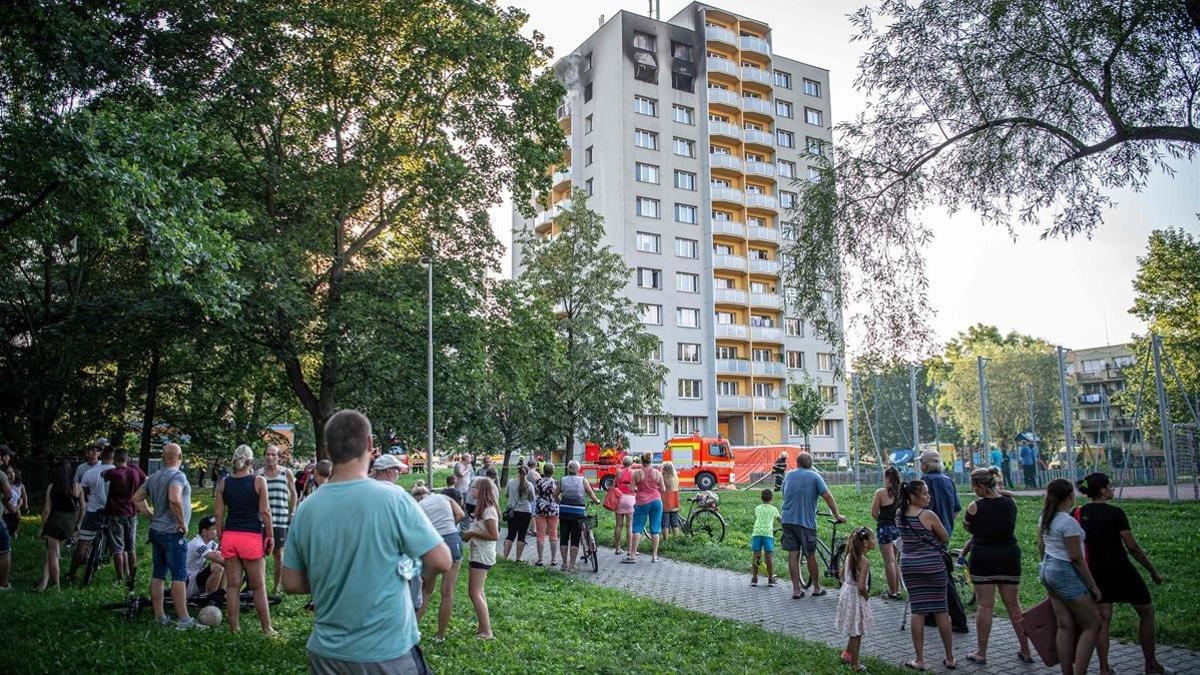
[580,435,735,491]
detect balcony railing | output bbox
[551,167,571,186]
[742,97,774,115]
[713,288,748,304]
[706,25,737,46]
[709,154,743,173]
[707,88,741,107]
[535,204,565,226]
[751,292,783,309]
[745,193,779,210]
[706,57,739,78]
[713,253,747,270]
[748,258,780,274]
[708,120,741,139]
[739,35,772,56]
[744,161,775,177]
[715,323,749,339]
[556,103,571,120]
[753,396,787,411]
[716,358,751,375]
[741,65,772,85]
[712,220,746,237]
[751,325,784,341]
[710,185,744,203]
[718,395,753,410]
[743,128,774,146]
[747,225,778,241]
[752,360,787,376]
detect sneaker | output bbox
[155,615,173,626]
[176,618,208,631]
[0,585,11,592]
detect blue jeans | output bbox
[149,530,188,582]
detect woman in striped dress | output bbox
[898,479,955,671]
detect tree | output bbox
[848,359,946,461]
[787,374,829,453]
[785,0,1200,356]
[519,191,666,462]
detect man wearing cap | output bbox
[920,450,968,633]
[773,451,788,491]
[1019,440,1038,488]
[186,515,226,598]
[74,445,101,485]
[372,453,406,485]
[371,453,422,612]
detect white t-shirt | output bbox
[418,493,458,536]
[469,505,498,566]
[81,463,116,513]
[186,535,219,578]
[1040,510,1085,562]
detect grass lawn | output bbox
[584,482,1200,650]
[0,489,905,674]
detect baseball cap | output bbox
[373,454,405,472]
[920,450,942,463]
[199,515,217,530]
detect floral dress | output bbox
[534,477,559,517]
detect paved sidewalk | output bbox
[509,538,1200,674]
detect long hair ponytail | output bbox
[517,465,532,500]
[846,527,874,581]
[232,445,255,472]
[1041,478,1074,534]
[884,467,901,501]
[897,479,925,516]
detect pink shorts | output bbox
[616,493,636,515]
[221,530,265,561]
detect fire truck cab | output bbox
[661,435,735,491]
[579,442,627,491]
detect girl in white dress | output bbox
[836,527,877,671]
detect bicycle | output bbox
[949,548,975,608]
[81,519,112,586]
[774,511,846,590]
[577,511,600,573]
[680,491,726,544]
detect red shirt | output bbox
[102,465,147,517]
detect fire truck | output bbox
[580,435,735,491]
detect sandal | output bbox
[792,591,805,599]
[904,660,927,671]
[943,657,957,670]
[811,589,827,597]
[965,654,987,666]
[1016,651,1035,664]
[621,557,636,564]
[885,592,904,600]
[840,651,852,664]
[534,561,544,566]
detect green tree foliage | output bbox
[785,0,1200,357]
[787,374,829,452]
[848,360,946,461]
[518,191,666,462]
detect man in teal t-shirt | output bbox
[283,410,450,673]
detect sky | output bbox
[487,0,1200,354]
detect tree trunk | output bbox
[139,347,161,473]
[110,364,131,447]
[499,427,515,488]
[27,411,54,492]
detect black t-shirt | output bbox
[1078,502,1131,569]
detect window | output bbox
[584,83,592,102]
[778,160,796,178]
[671,41,693,61]
[674,170,697,191]
[774,70,792,88]
[787,350,805,369]
[633,31,656,52]
[673,137,696,158]
[585,146,594,165]
[1082,358,1106,373]
[636,231,660,253]
[635,162,660,184]
[675,237,698,258]
[649,340,662,361]
[584,178,594,196]
[673,416,705,435]
[816,352,835,372]
[753,382,775,397]
[634,129,659,149]
[779,191,797,209]
[634,415,658,435]
[678,379,703,399]
[752,348,773,362]
[584,53,592,71]
[785,318,804,337]
[676,307,700,328]
[805,107,823,126]
[674,203,698,224]
[584,114,593,133]
[803,78,821,97]
[637,267,661,289]
[808,166,821,182]
[717,380,740,396]
[820,385,838,404]
[671,72,694,92]
[639,303,662,325]
[815,419,834,437]
[1114,355,1134,368]
[673,104,695,125]
[676,272,699,293]
[677,343,701,363]
[776,99,793,118]
[776,129,795,148]
[634,95,658,117]
[636,197,660,218]
[716,346,739,359]
[805,136,824,156]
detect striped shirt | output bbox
[259,468,293,529]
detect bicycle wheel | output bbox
[588,534,599,573]
[82,535,106,586]
[687,509,725,544]
[829,543,846,584]
[954,569,975,607]
[798,541,829,590]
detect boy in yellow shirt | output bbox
[751,488,780,587]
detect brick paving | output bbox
[508,535,1200,674]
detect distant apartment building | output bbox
[511,3,848,458]
[1066,344,1138,451]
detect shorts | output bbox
[469,560,493,571]
[632,499,663,536]
[222,530,265,561]
[78,510,105,542]
[308,645,430,675]
[149,529,188,582]
[751,535,775,553]
[781,524,817,554]
[876,524,900,546]
[1040,556,1088,601]
[616,493,636,515]
[0,518,9,553]
[442,531,463,562]
[272,526,288,547]
[2,513,18,540]
[41,510,76,541]
[187,566,214,597]
[105,514,137,554]
[661,510,683,531]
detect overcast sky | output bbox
[487,0,1200,354]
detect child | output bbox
[4,468,25,540]
[660,461,682,541]
[185,515,226,599]
[836,527,877,671]
[461,476,499,639]
[312,460,332,490]
[751,488,780,587]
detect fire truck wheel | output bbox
[599,475,615,491]
[695,472,717,492]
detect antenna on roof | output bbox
[599,14,605,27]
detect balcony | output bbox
[718,395,753,411]
[712,219,746,237]
[739,35,772,56]
[716,358,751,375]
[1078,393,1104,405]
[708,120,741,140]
[706,57,739,78]
[714,288,748,304]
[706,25,737,46]
[747,225,778,242]
[741,65,772,85]
[743,128,774,147]
[713,253,746,271]
[534,204,565,227]
[748,258,780,275]
[752,360,787,376]
[745,193,778,210]
[751,325,784,342]
[556,103,571,120]
[744,161,775,178]
[709,154,743,173]
[753,396,787,411]
[715,323,749,340]
[707,88,741,108]
[551,167,571,188]
[751,292,783,309]
[1074,368,1122,382]
[742,97,774,116]
[710,185,744,203]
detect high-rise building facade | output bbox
[513,3,848,458]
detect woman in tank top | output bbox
[612,455,636,555]
[556,461,600,572]
[626,453,665,563]
[411,481,464,642]
[869,467,903,599]
[214,445,275,635]
[38,459,82,591]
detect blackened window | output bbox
[633,31,656,51]
[671,41,693,61]
[584,82,592,102]
[672,72,694,92]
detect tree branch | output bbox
[1,181,60,231]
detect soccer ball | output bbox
[197,605,222,627]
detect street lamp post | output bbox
[420,256,434,486]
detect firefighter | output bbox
[772,451,788,491]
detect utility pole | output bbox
[977,356,990,465]
[421,256,435,486]
[1057,346,1076,481]
[909,364,921,477]
[1152,335,1178,502]
[851,373,861,494]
